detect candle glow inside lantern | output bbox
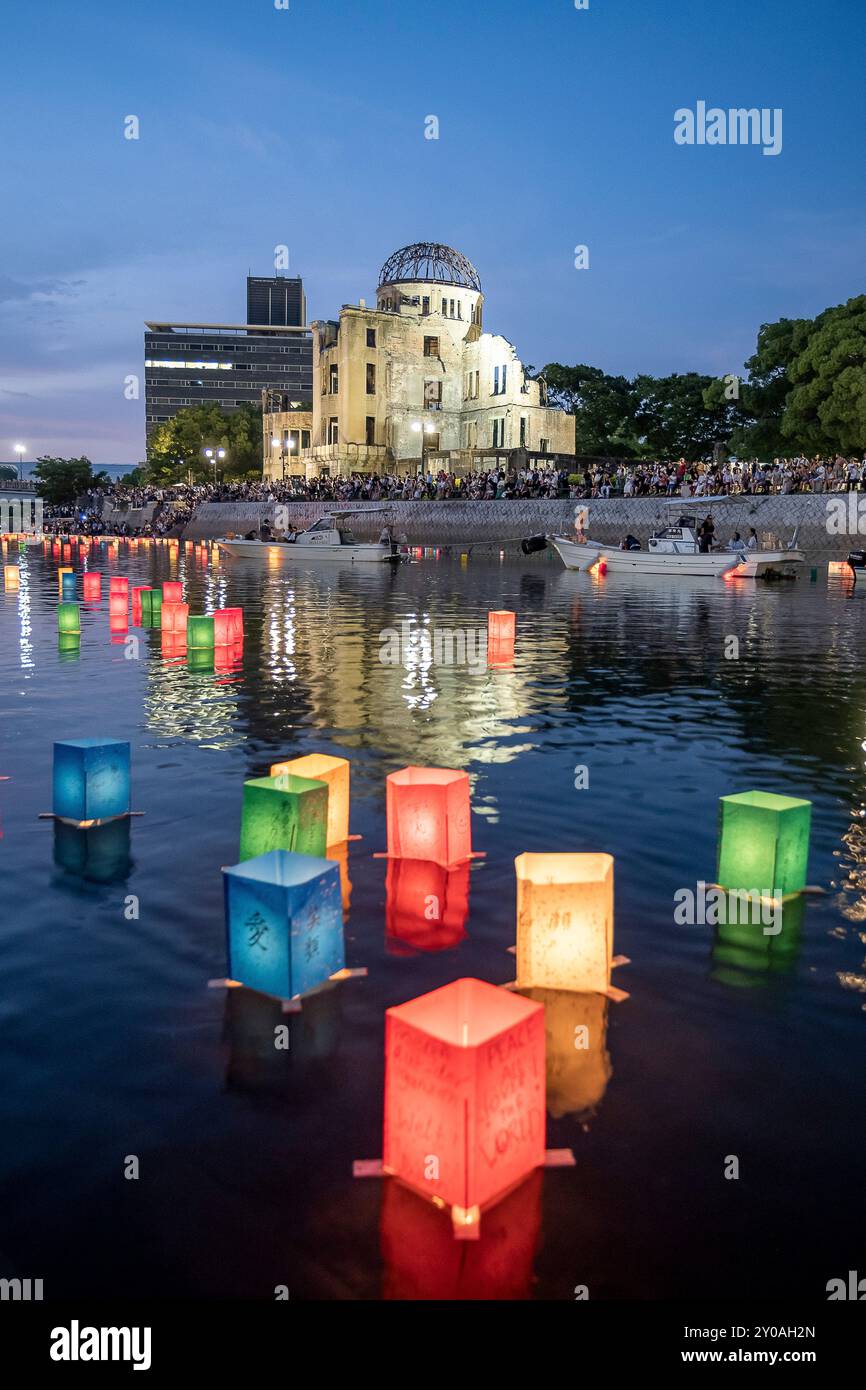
[57,602,81,634]
[487,610,516,645]
[515,852,614,995]
[53,739,131,826]
[109,576,129,599]
[716,790,812,899]
[4,564,19,590]
[269,754,350,845]
[131,586,151,624]
[239,775,328,861]
[58,566,72,593]
[383,978,546,1228]
[161,601,188,634]
[61,572,77,601]
[386,766,473,867]
[109,592,128,621]
[82,572,101,601]
[223,849,344,1001]
[186,614,215,648]
[214,607,244,644]
[162,581,183,603]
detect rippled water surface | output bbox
[1,539,865,1299]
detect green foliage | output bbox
[0,465,17,481]
[145,403,263,484]
[544,364,641,457]
[31,456,98,506]
[781,296,866,453]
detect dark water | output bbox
[1,539,865,1301]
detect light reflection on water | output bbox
[1,540,866,1298]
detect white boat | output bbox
[544,502,805,580]
[216,511,402,564]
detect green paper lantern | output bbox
[239,775,329,861]
[57,602,81,634]
[140,588,163,626]
[187,614,215,648]
[716,790,812,898]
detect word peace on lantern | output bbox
[515,852,614,995]
[269,754,350,846]
[383,977,546,1235]
[223,849,344,1002]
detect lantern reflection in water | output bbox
[53,818,132,884]
[57,566,72,594]
[109,576,128,599]
[385,766,473,867]
[224,984,340,1097]
[711,891,805,986]
[239,775,328,861]
[515,852,614,995]
[53,739,131,826]
[109,593,128,622]
[381,1166,542,1300]
[140,589,162,626]
[518,987,611,1119]
[385,858,469,953]
[716,790,812,899]
[222,849,344,1001]
[161,630,187,661]
[214,640,244,674]
[383,978,545,1232]
[269,754,350,846]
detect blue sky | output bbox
[1,0,864,464]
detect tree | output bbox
[728,315,813,456]
[781,295,866,453]
[543,364,640,456]
[633,373,731,461]
[146,403,263,484]
[31,456,100,506]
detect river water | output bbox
[1,539,864,1299]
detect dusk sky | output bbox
[1,0,864,465]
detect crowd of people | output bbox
[40,453,866,536]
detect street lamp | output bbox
[271,434,297,483]
[204,446,227,487]
[13,443,26,479]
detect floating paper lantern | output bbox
[515,852,614,994]
[223,849,344,1001]
[186,614,215,648]
[214,607,244,644]
[109,613,128,636]
[161,601,188,634]
[4,564,19,591]
[716,790,812,898]
[712,891,804,982]
[385,858,469,953]
[109,593,128,621]
[383,978,545,1228]
[487,610,516,644]
[131,585,151,624]
[161,630,187,660]
[53,739,131,825]
[57,602,80,635]
[239,775,328,861]
[58,566,72,593]
[386,766,473,867]
[163,581,183,603]
[61,572,77,601]
[269,754,350,845]
[140,588,162,625]
[82,572,101,601]
[109,576,128,599]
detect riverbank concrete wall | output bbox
[181,494,862,557]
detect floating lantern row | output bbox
[223,849,344,1002]
[52,739,131,826]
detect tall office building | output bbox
[246,275,305,328]
[144,275,312,436]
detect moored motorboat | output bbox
[217,510,402,564]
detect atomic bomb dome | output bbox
[378,243,482,292]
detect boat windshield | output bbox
[339,530,357,545]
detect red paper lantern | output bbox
[386,766,473,867]
[161,601,188,634]
[163,581,183,603]
[385,858,469,953]
[383,978,546,1229]
[109,576,129,599]
[214,640,244,673]
[82,572,101,602]
[131,586,151,624]
[109,613,128,635]
[487,610,516,644]
[109,593,128,620]
[213,607,244,644]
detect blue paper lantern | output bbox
[53,739,131,825]
[61,572,77,601]
[223,850,344,1001]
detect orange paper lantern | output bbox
[386,766,473,867]
[515,852,614,994]
[161,601,188,634]
[82,572,101,601]
[269,754,350,845]
[214,607,244,644]
[163,581,183,603]
[383,978,546,1228]
[4,564,20,591]
[487,610,516,644]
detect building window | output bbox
[366,362,376,394]
[519,416,527,448]
[365,416,375,446]
[424,379,442,410]
[366,327,376,348]
[493,365,507,396]
[328,417,339,444]
[422,295,430,316]
[329,364,339,393]
[492,418,506,449]
[301,430,310,449]
[423,335,439,358]
[539,438,549,454]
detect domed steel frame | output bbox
[377,243,481,292]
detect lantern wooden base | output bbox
[353,1152,575,1241]
[207,966,367,1013]
[39,810,143,828]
